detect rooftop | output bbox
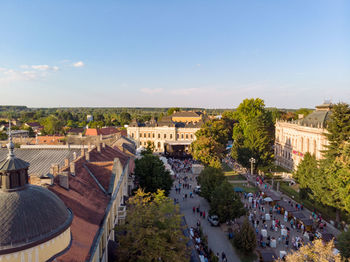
[0,148,81,177]
[49,145,134,262]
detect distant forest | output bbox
[0,105,313,136]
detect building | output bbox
[275,103,332,171]
[127,112,205,155]
[0,130,72,262]
[26,143,135,262]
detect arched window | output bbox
[158,142,161,148]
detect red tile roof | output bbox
[48,145,134,262]
[85,127,122,136]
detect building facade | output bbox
[275,103,332,171]
[127,112,205,154]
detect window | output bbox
[148,133,150,138]
[153,133,155,138]
[132,133,134,138]
[140,133,142,138]
[170,134,173,139]
[177,134,179,139]
[164,134,166,139]
[186,134,188,139]
[181,134,184,139]
[158,134,160,139]
[158,142,161,148]
[191,134,193,139]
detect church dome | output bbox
[0,185,73,254]
[0,123,73,256]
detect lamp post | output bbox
[249,157,256,176]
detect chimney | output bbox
[64,158,69,167]
[58,172,69,190]
[70,162,76,176]
[81,147,85,157]
[86,150,90,161]
[73,152,77,160]
[88,142,91,151]
[51,163,59,177]
[97,143,101,153]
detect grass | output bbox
[225,172,246,181]
[230,182,259,193]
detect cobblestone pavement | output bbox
[170,172,241,262]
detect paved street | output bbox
[170,172,241,262]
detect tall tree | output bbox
[197,167,225,201]
[324,103,350,159]
[233,218,257,254]
[190,118,231,168]
[210,180,245,222]
[134,154,173,195]
[231,98,274,170]
[293,153,318,199]
[116,189,189,262]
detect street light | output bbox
[249,157,256,176]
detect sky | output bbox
[0,0,349,109]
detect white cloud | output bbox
[73,61,84,67]
[169,88,202,96]
[20,64,60,71]
[196,64,201,67]
[140,88,164,94]
[31,65,50,70]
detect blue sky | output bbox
[0,0,349,108]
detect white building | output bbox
[275,103,332,171]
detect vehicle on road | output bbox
[208,215,219,226]
[194,185,201,194]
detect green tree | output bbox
[197,167,225,201]
[0,131,8,141]
[293,153,318,199]
[190,136,224,168]
[231,100,275,170]
[337,230,350,259]
[41,115,64,135]
[190,118,231,168]
[324,103,350,159]
[167,107,180,115]
[210,180,245,222]
[116,189,189,262]
[134,154,173,195]
[233,218,256,254]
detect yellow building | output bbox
[0,130,72,262]
[127,112,205,155]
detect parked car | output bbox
[194,185,201,194]
[208,215,219,226]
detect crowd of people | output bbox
[168,157,194,174]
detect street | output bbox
[170,172,241,262]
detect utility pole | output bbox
[249,157,256,176]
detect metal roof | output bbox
[0,148,81,177]
[0,185,72,253]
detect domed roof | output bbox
[0,185,73,254]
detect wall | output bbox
[0,228,71,262]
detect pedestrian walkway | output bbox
[170,172,241,262]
